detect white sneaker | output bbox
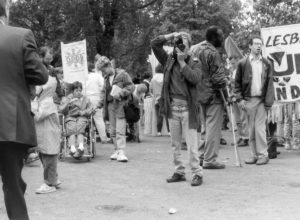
[157,132,162,137]
[110,150,119,160]
[117,151,128,162]
[35,184,56,194]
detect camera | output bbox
[173,36,186,60]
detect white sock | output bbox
[70,145,76,153]
[78,143,84,151]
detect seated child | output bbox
[59,81,92,157]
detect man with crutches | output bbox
[192,26,228,169]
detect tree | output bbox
[155,0,241,45]
[232,0,300,54]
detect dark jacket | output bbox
[100,68,135,120]
[0,24,48,147]
[151,35,202,129]
[191,41,227,104]
[234,56,275,108]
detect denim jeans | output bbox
[93,108,109,141]
[108,102,126,150]
[169,99,202,176]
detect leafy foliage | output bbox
[9,0,243,78]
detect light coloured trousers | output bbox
[232,102,249,139]
[93,108,109,141]
[245,97,268,158]
[201,103,224,164]
[108,102,126,150]
[39,154,58,186]
[169,100,202,176]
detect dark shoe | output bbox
[199,158,203,167]
[203,161,225,169]
[78,148,84,157]
[166,173,186,183]
[245,157,257,164]
[191,175,203,186]
[256,157,269,165]
[220,138,227,145]
[238,139,249,147]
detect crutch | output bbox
[219,87,242,167]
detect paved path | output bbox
[1,130,300,220]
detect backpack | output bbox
[124,95,140,123]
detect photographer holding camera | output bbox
[151,32,203,186]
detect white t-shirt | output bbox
[84,71,104,106]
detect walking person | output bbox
[32,76,61,194]
[150,64,170,136]
[85,61,111,143]
[97,56,135,162]
[235,35,275,165]
[151,31,203,186]
[0,1,48,219]
[191,26,228,169]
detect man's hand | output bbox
[238,100,246,110]
[113,93,121,101]
[176,48,186,69]
[98,102,104,109]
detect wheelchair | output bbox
[58,113,97,162]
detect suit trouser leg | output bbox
[245,98,268,158]
[202,103,224,164]
[0,142,29,220]
[254,101,268,158]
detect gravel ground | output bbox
[1,130,300,220]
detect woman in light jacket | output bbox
[32,76,61,194]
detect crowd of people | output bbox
[0,0,300,219]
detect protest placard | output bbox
[61,39,88,84]
[261,24,300,102]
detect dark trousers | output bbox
[0,142,29,220]
[39,154,58,186]
[155,103,170,132]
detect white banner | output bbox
[261,24,300,102]
[61,39,88,84]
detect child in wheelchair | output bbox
[59,81,93,158]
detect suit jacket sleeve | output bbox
[23,30,48,85]
[264,60,275,107]
[234,60,243,102]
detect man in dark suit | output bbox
[0,1,48,219]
